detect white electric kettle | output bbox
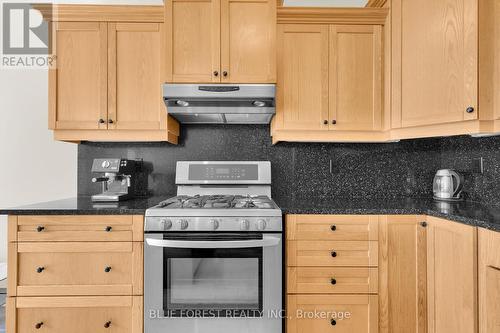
[433,169,464,201]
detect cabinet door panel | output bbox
[221,0,276,83]
[276,24,329,131]
[51,22,107,130]
[166,0,220,83]
[393,0,478,127]
[378,216,427,333]
[479,228,500,333]
[426,217,477,333]
[330,25,382,131]
[108,23,165,130]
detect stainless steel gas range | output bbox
[144,161,283,333]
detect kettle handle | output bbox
[449,170,464,197]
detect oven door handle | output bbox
[145,237,281,249]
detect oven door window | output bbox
[163,233,263,318]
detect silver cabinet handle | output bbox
[146,237,280,249]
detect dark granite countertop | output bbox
[0,196,171,216]
[1,196,500,232]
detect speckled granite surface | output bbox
[2,196,500,232]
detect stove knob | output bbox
[209,219,219,230]
[160,219,172,230]
[240,219,250,230]
[256,219,267,231]
[177,219,189,230]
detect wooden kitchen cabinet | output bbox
[275,24,329,131]
[6,296,143,333]
[50,22,108,131]
[426,217,478,333]
[165,0,276,83]
[272,10,386,143]
[378,215,427,333]
[48,6,179,143]
[287,295,379,333]
[478,228,500,333]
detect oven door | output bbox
[144,232,282,333]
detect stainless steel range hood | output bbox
[163,83,276,124]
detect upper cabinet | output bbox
[272,8,387,143]
[165,0,276,83]
[391,0,478,129]
[48,5,179,143]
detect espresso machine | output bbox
[91,158,140,202]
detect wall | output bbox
[0,68,77,263]
[78,125,444,205]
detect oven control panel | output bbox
[145,216,282,232]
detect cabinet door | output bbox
[108,23,166,130]
[426,217,477,333]
[276,25,329,131]
[378,216,427,333]
[221,0,276,83]
[329,25,382,131]
[287,295,378,333]
[50,22,107,130]
[165,0,220,83]
[392,0,478,127]
[478,228,500,333]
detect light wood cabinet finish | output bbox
[378,215,427,333]
[288,267,378,294]
[108,23,167,131]
[478,228,500,333]
[391,0,478,128]
[165,0,220,82]
[329,25,382,131]
[287,240,378,267]
[10,215,143,242]
[276,24,329,131]
[49,15,179,143]
[221,0,276,83]
[166,0,276,83]
[15,242,142,297]
[287,295,379,333]
[7,296,142,333]
[50,22,108,131]
[426,217,478,333]
[287,215,379,241]
[274,22,383,142]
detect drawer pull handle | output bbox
[36,226,45,232]
[330,278,337,285]
[331,319,337,326]
[331,251,337,258]
[330,225,337,231]
[36,267,45,273]
[104,321,112,328]
[35,322,44,329]
[105,226,112,232]
[420,221,427,227]
[104,266,112,273]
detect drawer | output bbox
[6,296,142,333]
[9,215,143,242]
[287,241,378,267]
[287,215,379,241]
[287,295,378,333]
[9,242,142,297]
[287,267,378,294]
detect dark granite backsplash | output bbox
[78,125,500,206]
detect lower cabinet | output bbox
[478,228,500,333]
[7,215,144,333]
[287,295,379,333]
[286,215,379,333]
[6,296,142,333]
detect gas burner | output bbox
[155,195,277,210]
